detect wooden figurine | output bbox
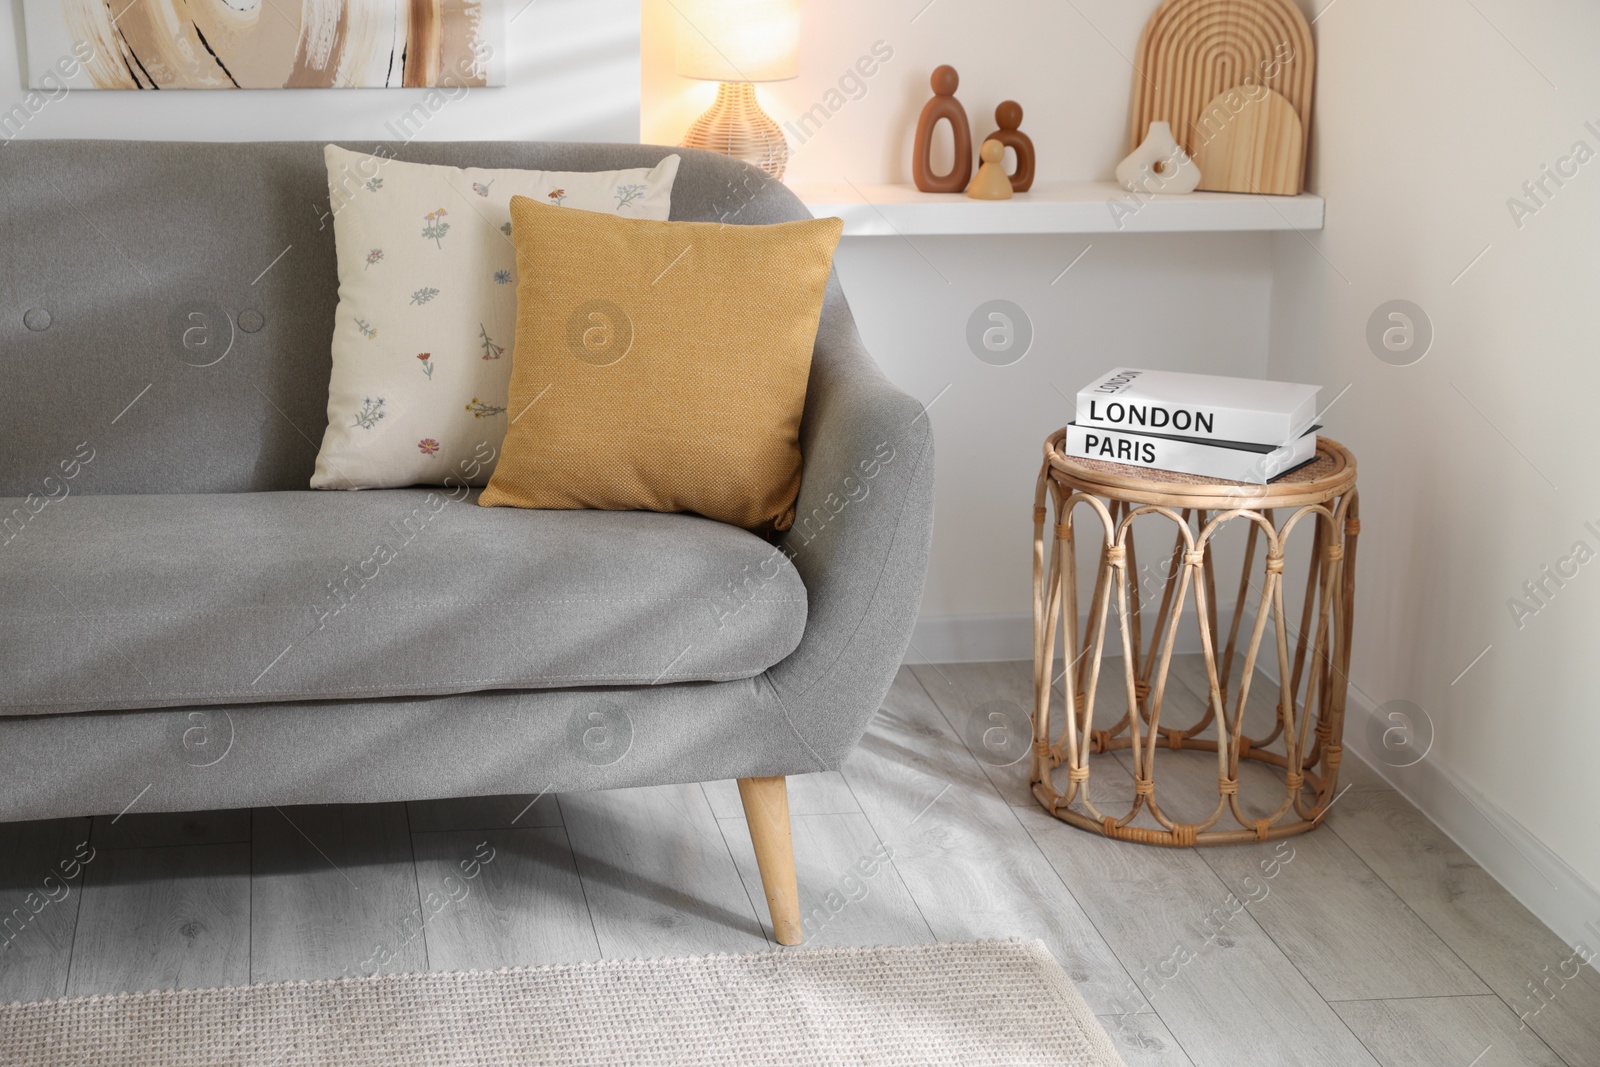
[912,65,972,193]
[966,139,1013,200]
[985,101,1035,192]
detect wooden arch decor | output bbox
[1128,0,1315,192]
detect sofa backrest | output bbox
[0,140,810,496]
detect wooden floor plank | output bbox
[1096,1013,1198,1067]
[1163,650,1284,753]
[67,842,249,996]
[842,668,1150,1016]
[910,660,1044,807]
[405,793,562,834]
[1333,753,1396,795]
[1112,743,1294,832]
[700,772,860,820]
[719,811,932,948]
[1,655,1591,1067]
[1333,995,1568,1067]
[1019,803,1380,1067]
[91,809,251,850]
[249,803,424,983]
[0,817,93,1003]
[413,827,598,971]
[1327,789,1600,1067]
[1114,743,1489,1001]
[1162,652,1395,794]
[558,785,769,958]
[1200,828,1490,1001]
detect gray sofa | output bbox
[0,140,934,945]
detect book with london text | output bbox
[1064,422,1320,484]
[1076,368,1319,445]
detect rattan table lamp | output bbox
[676,0,799,179]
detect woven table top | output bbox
[1043,429,1356,509]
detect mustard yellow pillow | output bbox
[479,197,843,532]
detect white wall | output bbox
[1,0,639,142]
[642,0,1277,657]
[837,233,1271,638]
[1269,0,1600,929]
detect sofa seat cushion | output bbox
[0,490,805,716]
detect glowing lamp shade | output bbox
[675,0,800,82]
[675,0,800,179]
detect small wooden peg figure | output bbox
[966,139,1013,199]
[986,100,1035,192]
[913,65,973,193]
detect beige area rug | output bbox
[1,939,1126,1066]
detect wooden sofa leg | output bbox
[737,775,802,946]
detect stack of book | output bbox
[1066,368,1321,484]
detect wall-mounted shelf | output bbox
[791,181,1324,237]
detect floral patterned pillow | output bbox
[312,145,680,489]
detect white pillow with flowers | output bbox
[312,144,679,489]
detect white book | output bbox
[1065,422,1319,484]
[1077,367,1319,445]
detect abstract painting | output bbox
[23,0,505,88]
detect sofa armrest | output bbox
[760,275,936,765]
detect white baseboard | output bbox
[905,611,1600,952]
[1343,688,1600,955]
[903,610,1210,665]
[904,612,1032,664]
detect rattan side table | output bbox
[1030,428,1359,846]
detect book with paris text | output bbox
[1076,368,1319,446]
[1064,422,1320,484]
